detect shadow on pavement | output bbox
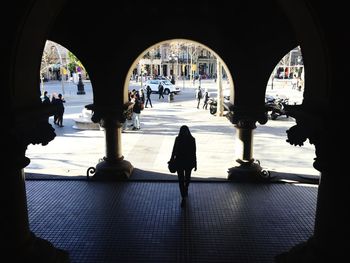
[25,169,319,185]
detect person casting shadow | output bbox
[145,85,153,108]
[55,93,65,127]
[158,82,164,99]
[170,125,197,207]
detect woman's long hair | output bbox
[178,125,193,139]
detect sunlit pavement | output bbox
[25,80,319,180]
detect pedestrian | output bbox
[195,86,203,109]
[297,77,303,91]
[55,93,65,127]
[122,101,134,132]
[139,88,145,104]
[51,93,59,125]
[158,81,164,99]
[202,91,209,109]
[169,125,197,207]
[131,93,142,130]
[42,91,50,105]
[145,85,153,108]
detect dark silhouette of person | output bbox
[203,91,209,109]
[171,75,175,85]
[170,125,197,207]
[158,82,164,99]
[145,86,153,108]
[42,91,50,105]
[196,86,202,109]
[55,93,66,127]
[51,93,59,125]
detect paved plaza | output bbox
[24,80,319,262]
[25,79,319,180]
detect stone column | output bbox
[87,104,133,180]
[276,104,346,262]
[3,104,69,262]
[216,60,224,117]
[227,109,269,182]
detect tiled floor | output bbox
[26,180,317,263]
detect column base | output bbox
[91,157,134,181]
[11,232,70,263]
[227,159,270,182]
[275,236,338,263]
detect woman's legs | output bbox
[177,169,186,198]
[57,112,64,127]
[184,168,192,197]
[133,113,140,129]
[178,168,192,199]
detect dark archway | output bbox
[3,1,345,262]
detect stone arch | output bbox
[276,0,329,106]
[10,0,67,109]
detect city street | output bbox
[25,79,319,180]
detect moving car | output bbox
[143,79,180,95]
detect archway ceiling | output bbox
[49,0,297,107]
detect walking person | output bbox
[145,85,153,108]
[195,86,203,109]
[50,92,59,125]
[122,101,134,132]
[131,93,142,130]
[42,91,51,105]
[158,81,164,99]
[139,88,145,104]
[55,93,65,127]
[202,91,209,109]
[170,125,197,207]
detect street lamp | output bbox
[51,43,66,95]
[76,66,85,95]
[169,53,178,83]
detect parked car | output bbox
[143,79,180,95]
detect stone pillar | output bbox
[216,60,224,117]
[87,104,133,180]
[275,104,346,262]
[227,108,268,182]
[2,105,69,262]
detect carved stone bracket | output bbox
[9,104,56,169]
[284,104,327,172]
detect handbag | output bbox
[167,159,177,173]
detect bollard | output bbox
[168,92,174,102]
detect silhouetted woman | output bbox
[170,125,197,207]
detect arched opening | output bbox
[256,46,319,177]
[25,40,101,178]
[119,39,236,180]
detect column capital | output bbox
[228,106,268,129]
[285,104,328,172]
[8,104,56,169]
[85,103,126,127]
